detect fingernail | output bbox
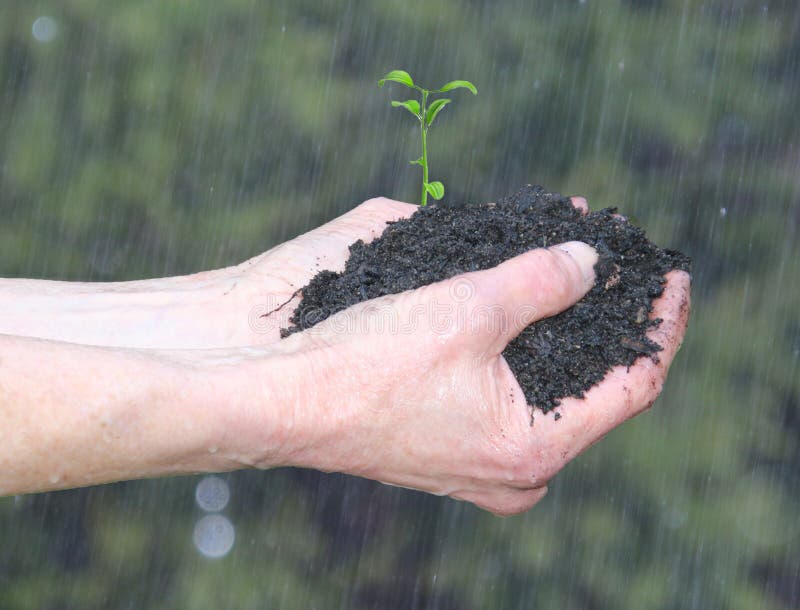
[554,241,598,288]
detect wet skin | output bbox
[0,195,690,515]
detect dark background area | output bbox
[0,1,798,608]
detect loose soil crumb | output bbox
[281,185,691,416]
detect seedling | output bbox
[378,69,477,206]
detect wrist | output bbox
[192,333,380,477]
[260,335,384,476]
[185,337,322,472]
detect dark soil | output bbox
[281,185,691,416]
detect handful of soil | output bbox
[281,185,691,416]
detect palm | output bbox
[223,194,689,514]
[234,196,589,345]
[236,197,417,344]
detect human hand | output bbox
[0,198,415,349]
[230,195,590,346]
[229,197,418,345]
[0,194,688,507]
[0,195,588,349]
[231,237,690,516]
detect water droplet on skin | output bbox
[208,446,218,454]
[49,473,61,485]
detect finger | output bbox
[567,194,628,221]
[583,269,691,423]
[331,197,419,245]
[450,242,597,354]
[530,270,691,469]
[279,197,418,274]
[454,486,548,517]
[642,270,692,368]
[570,196,589,215]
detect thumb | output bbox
[467,241,597,354]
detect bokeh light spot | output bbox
[193,515,236,559]
[32,16,58,43]
[195,475,230,513]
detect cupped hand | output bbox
[224,196,590,345]
[275,239,690,516]
[229,198,417,344]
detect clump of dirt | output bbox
[281,185,691,416]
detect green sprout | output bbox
[378,69,477,206]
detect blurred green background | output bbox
[1,0,798,608]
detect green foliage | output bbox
[379,69,477,205]
[378,69,415,88]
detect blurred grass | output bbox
[0,1,799,608]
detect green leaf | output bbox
[378,70,415,88]
[391,99,420,117]
[410,157,423,166]
[425,98,451,126]
[436,80,477,95]
[424,181,444,200]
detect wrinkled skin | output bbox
[229,197,592,342]
[223,197,426,345]
[0,196,690,514]
[226,196,690,515]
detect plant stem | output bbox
[420,89,429,206]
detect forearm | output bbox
[0,333,314,496]
[0,272,246,348]
[0,335,217,495]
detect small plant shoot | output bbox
[378,70,477,206]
